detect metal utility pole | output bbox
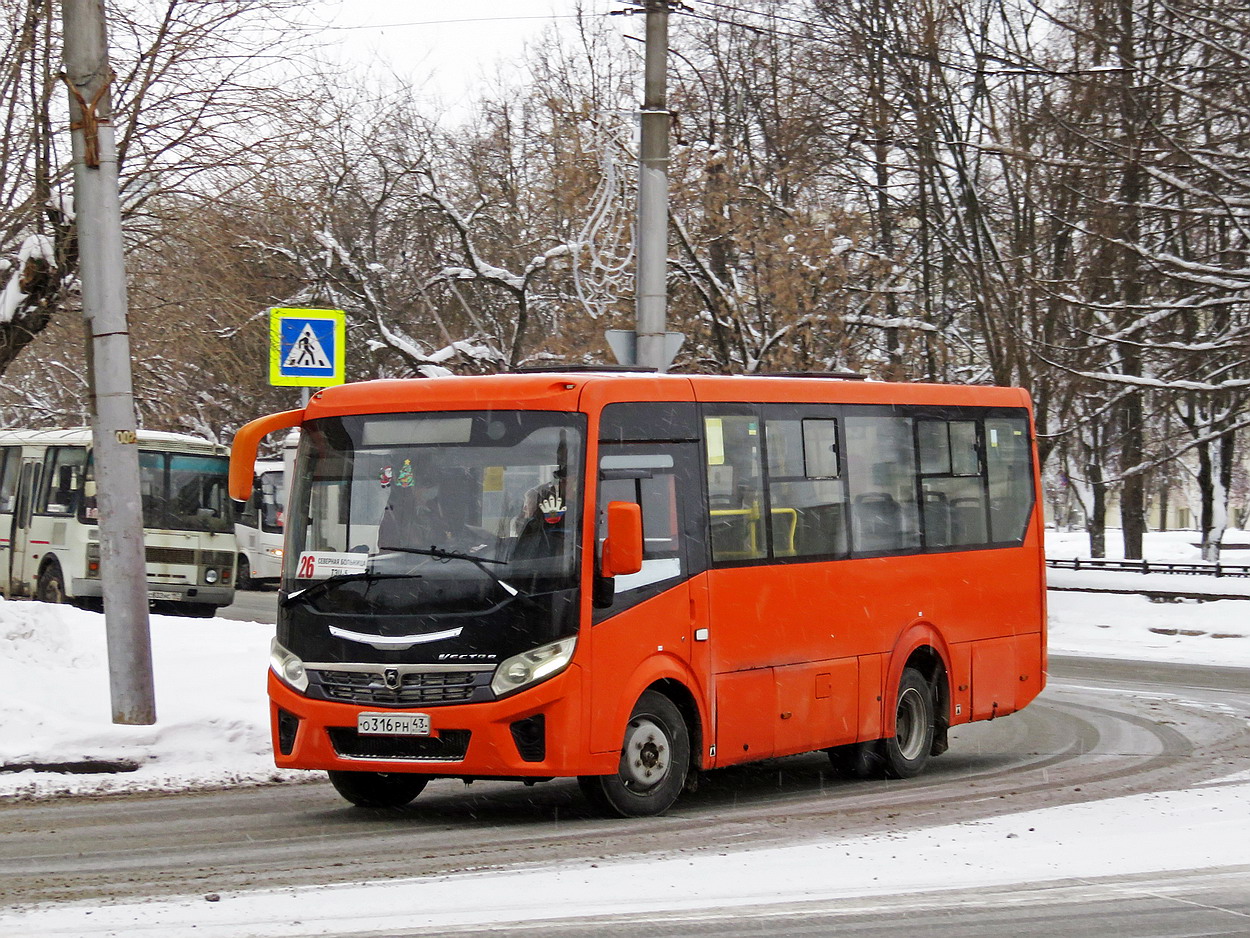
[635,0,671,372]
[62,0,155,724]
[605,0,684,370]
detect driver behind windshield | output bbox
[377,457,491,555]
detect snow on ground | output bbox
[0,600,289,800]
[1,530,1248,934]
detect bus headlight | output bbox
[270,637,309,692]
[490,637,576,697]
[204,568,220,584]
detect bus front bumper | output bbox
[267,665,617,779]
[71,579,234,607]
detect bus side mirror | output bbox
[230,409,304,501]
[601,501,643,578]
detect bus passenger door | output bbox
[590,439,709,754]
[9,460,42,596]
[0,448,16,594]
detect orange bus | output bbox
[230,371,1046,817]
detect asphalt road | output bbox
[1,655,1247,936]
[216,586,278,624]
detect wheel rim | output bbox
[895,686,928,761]
[40,574,64,604]
[619,715,671,792]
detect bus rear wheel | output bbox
[881,667,935,779]
[579,690,690,818]
[327,770,428,808]
[36,561,66,604]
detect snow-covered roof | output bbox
[0,427,226,453]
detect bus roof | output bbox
[300,372,1032,421]
[0,427,227,453]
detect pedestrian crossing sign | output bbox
[269,307,346,387]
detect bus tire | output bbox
[327,770,428,809]
[881,667,935,779]
[578,690,690,818]
[36,561,66,604]
[236,554,255,591]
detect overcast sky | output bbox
[309,1,627,111]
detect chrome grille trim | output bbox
[306,663,492,707]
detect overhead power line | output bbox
[317,14,588,32]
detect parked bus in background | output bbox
[235,459,285,589]
[230,371,1046,816]
[0,428,237,617]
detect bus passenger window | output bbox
[844,414,920,554]
[0,448,15,513]
[39,447,87,516]
[986,417,1034,544]
[705,415,766,562]
[917,418,988,548]
[764,415,847,558]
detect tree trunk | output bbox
[1200,429,1235,562]
[1087,460,1106,558]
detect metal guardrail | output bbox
[1046,557,1250,579]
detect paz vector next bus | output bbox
[230,371,1046,817]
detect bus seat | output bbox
[922,491,950,547]
[950,496,987,545]
[852,492,901,552]
[794,502,847,556]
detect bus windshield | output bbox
[284,411,585,614]
[79,451,233,533]
[139,452,233,533]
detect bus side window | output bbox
[239,482,261,528]
[763,413,847,559]
[705,414,767,562]
[39,447,87,516]
[985,416,1034,544]
[844,414,920,554]
[917,418,988,549]
[597,452,682,599]
[0,448,15,513]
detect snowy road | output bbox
[2,654,1247,935]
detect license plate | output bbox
[357,712,431,736]
[148,590,181,601]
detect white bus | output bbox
[235,459,285,589]
[0,428,237,617]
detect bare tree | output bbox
[0,0,310,388]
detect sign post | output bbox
[269,308,346,388]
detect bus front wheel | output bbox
[327,770,428,809]
[236,554,255,591]
[579,690,690,818]
[36,562,66,604]
[881,667,935,779]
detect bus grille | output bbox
[144,547,234,567]
[327,728,471,762]
[313,669,480,706]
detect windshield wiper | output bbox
[281,571,420,608]
[377,545,523,598]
